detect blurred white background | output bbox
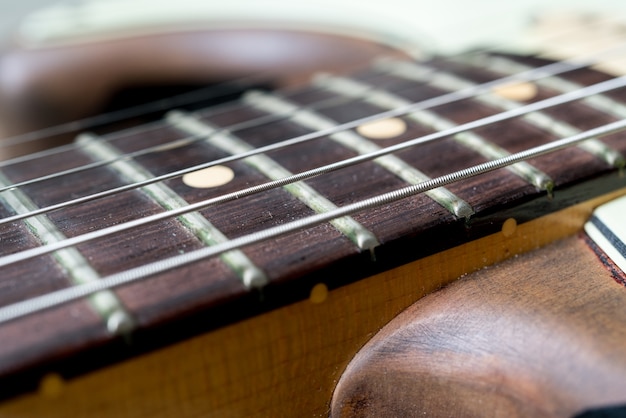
[0,0,51,45]
[2,0,626,53]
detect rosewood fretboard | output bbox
[0,53,625,397]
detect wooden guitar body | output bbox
[0,2,626,417]
[332,234,626,417]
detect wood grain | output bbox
[331,234,626,417]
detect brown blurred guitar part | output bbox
[0,28,400,159]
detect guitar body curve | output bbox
[331,235,626,417]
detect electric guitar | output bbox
[1,1,626,417]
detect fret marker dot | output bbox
[39,373,64,399]
[356,118,407,140]
[492,82,538,101]
[502,218,517,237]
[310,283,328,304]
[182,165,234,188]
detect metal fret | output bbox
[167,112,380,253]
[0,171,135,334]
[243,91,474,219]
[313,73,553,191]
[4,116,626,325]
[407,56,625,166]
[77,133,268,289]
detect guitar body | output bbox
[332,234,626,418]
[1,1,626,417]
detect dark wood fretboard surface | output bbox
[0,53,625,397]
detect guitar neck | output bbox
[0,49,625,399]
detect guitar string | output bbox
[0,84,321,169]
[3,48,626,225]
[0,17,620,316]
[0,53,452,171]
[0,62,582,197]
[0,43,577,169]
[3,28,626,190]
[0,13,621,159]
[1,14,624,208]
[1,73,626,265]
[0,67,375,165]
[1,61,625,228]
[1,116,624,324]
[0,88,370,193]
[0,75,271,149]
[1,63,625,229]
[0,48,463,152]
[0,57,463,192]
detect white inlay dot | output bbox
[356,117,407,140]
[492,82,538,101]
[182,165,235,188]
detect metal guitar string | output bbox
[0,116,624,324]
[1,12,624,198]
[0,54,479,193]
[0,17,626,323]
[0,72,624,229]
[2,56,626,227]
[0,59,584,195]
[0,76,268,149]
[0,14,622,162]
[0,38,606,170]
[0,88,367,193]
[0,68,379,167]
[0,73,625,264]
[0,57,473,174]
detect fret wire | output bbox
[0,171,135,334]
[79,134,268,288]
[0,76,268,149]
[1,71,626,268]
[2,117,625,324]
[242,90,475,218]
[2,74,626,228]
[168,113,379,251]
[0,85,368,193]
[313,73,553,190]
[2,40,625,191]
[2,14,625,163]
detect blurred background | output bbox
[3,0,626,51]
[0,1,50,45]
